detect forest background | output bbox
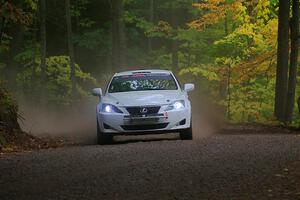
[0,0,299,131]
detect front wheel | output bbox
[97,120,113,145]
[180,121,193,140]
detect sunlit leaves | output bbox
[189,0,243,30]
[182,0,280,122]
[180,66,219,81]
[147,21,174,38]
[24,0,38,11]
[16,56,97,106]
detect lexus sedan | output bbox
[92,69,194,144]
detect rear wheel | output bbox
[97,120,113,145]
[180,120,193,140]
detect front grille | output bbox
[126,106,160,115]
[121,123,168,131]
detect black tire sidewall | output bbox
[180,118,193,140]
[97,119,113,145]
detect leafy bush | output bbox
[17,56,97,106]
[0,81,20,132]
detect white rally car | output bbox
[92,69,194,144]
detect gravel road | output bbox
[1,133,300,200]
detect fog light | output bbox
[103,123,111,129]
[179,119,186,125]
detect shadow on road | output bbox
[79,133,181,145]
[62,125,218,146]
[112,133,180,145]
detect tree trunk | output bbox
[224,13,229,35]
[65,0,76,98]
[74,0,80,67]
[111,0,126,71]
[2,0,23,89]
[227,64,231,120]
[39,0,47,101]
[274,0,290,122]
[119,0,126,69]
[171,7,179,72]
[285,0,299,122]
[5,24,24,89]
[171,40,179,72]
[0,17,5,45]
[148,0,154,53]
[111,0,119,71]
[0,0,5,45]
[219,14,229,99]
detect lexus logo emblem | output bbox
[140,107,148,114]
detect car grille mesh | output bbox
[126,106,160,115]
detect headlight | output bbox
[100,103,123,113]
[165,100,185,111]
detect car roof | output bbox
[114,69,172,76]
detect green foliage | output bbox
[0,82,15,115]
[180,66,219,81]
[0,134,7,148]
[0,81,20,132]
[179,0,281,123]
[17,56,97,106]
[71,0,89,17]
[124,11,153,32]
[1,0,298,126]
[74,29,110,51]
[0,0,37,25]
[120,0,293,124]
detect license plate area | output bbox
[123,114,165,124]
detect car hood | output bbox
[102,90,184,106]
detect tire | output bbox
[180,120,193,140]
[97,120,113,145]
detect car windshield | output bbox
[108,73,178,93]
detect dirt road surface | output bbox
[1,133,300,200]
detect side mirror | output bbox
[92,88,102,97]
[184,83,194,93]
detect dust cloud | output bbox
[18,98,98,144]
[191,93,225,139]
[17,93,223,144]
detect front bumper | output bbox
[97,108,191,134]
